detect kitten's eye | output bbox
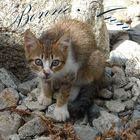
[35,59,43,66]
[51,60,60,66]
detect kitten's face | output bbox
[24,29,70,80]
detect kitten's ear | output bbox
[24,29,40,53]
[59,34,71,52]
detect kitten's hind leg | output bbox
[38,80,53,106]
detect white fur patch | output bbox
[53,104,69,121]
[69,86,80,102]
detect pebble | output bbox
[112,66,128,88]
[18,117,48,139]
[98,89,113,99]
[92,111,122,133]
[0,80,5,93]
[131,110,140,120]
[123,100,134,109]
[74,125,99,140]
[0,88,19,109]
[25,101,47,111]
[18,78,39,95]
[0,68,20,89]
[113,88,128,101]
[34,136,51,140]
[0,111,22,138]
[105,100,125,112]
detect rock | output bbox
[0,68,20,89]
[0,88,19,109]
[125,58,140,78]
[109,40,140,66]
[113,88,128,101]
[0,111,22,138]
[135,104,140,111]
[105,100,125,112]
[92,111,122,134]
[112,66,128,88]
[131,84,140,101]
[0,80,5,93]
[124,82,134,91]
[34,137,51,140]
[98,89,113,99]
[9,134,20,140]
[131,110,140,120]
[123,100,135,109]
[45,104,55,119]
[93,99,105,107]
[18,78,39,95]
[25,101,46,111]
[74,125,99,140]
[30,88,41,100]
[16,105,28,110]
[18,117,48,139]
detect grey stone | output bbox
[113,88,128,101]
[0,68,20,89]
[123,100,134,109]
[18,78,39,95]
[135,104,140,111]
[92,111,121,133]
[132,110,140,120]
[18,117,48,139]
[0,111,22,138]
[34,136,51,140]
[131,84,140,101]
[124,82,134,91]
[105,100,125,112]
[125,58,140,78]
[74,125,99,140]
[30,88,41,100]
[93,99,105,107]
[112,67,128,88]
[99,89,113,99]
[9,134,20,140]
[0,80,5,93]
[0,88,19,109]
[16,105,28,110]
[25,101,46,111]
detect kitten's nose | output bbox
[43,70,50,78]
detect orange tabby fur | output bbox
[24,19,106,121]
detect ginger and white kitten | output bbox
[24,19,105,121]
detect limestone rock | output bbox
[0,88,19,109]
[98,89,113,99]
[74,125,99,140]
[131,110,140,120]
[34,137,51,140]
[113,88,128,101]
[105,100,125,112]
[92,111,122,133]
[18,77,39,95]
[125,58,140,78]
[112,66,128,88]
[18,117,48,139]
[25,101,46,111]
[0,80,5,93]
[0,68,20,89]
[0,111,22,138]
[109,40,140,66]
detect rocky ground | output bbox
[1,0,140,140]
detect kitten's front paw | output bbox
[38,94,52,106]
[54,105,69,121]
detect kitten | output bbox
[24,19,106,121]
